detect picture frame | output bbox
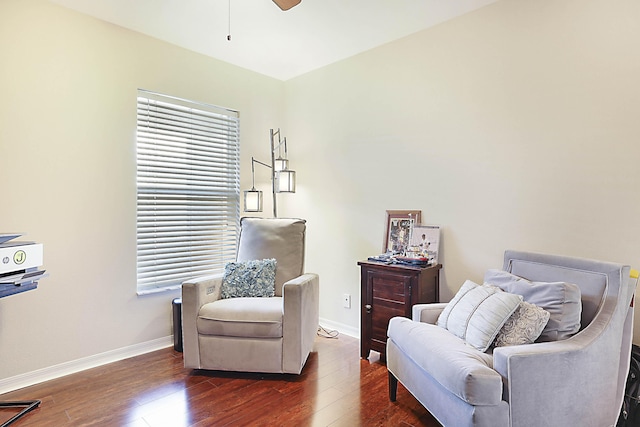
[409,224,441,264]
[383,210,421,254]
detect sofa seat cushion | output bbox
[197,297,283,338]
[388,316,502,405]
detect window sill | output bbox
[137,284,181,296]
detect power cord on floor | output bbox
[317,325,339,339]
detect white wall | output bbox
[0,0,283,381]
[283,0,640,337]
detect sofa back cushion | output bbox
[502,251,610,330]
[484,269,582,341]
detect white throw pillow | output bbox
[437,280,523,352]
[494,301,550,347]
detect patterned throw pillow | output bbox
[494,301,550,347]
[221,258,277,299]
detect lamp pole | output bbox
[270,128,278,217]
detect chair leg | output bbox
[388,370,398,402]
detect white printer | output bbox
[0,233,47,285]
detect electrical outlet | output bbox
[342,293,351,309]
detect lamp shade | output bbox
[275,170,296,193]
[274,157,289,172]
[243,189,263,212]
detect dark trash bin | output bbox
[172,298,183,352]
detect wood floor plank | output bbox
[0,334,440,426]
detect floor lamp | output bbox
[243,129,296,217]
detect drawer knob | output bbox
[365,304,372,313]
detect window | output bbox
[136,90,240,293]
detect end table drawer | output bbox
[371,275,407,303]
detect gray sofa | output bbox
[387,250,635,427]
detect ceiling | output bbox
[50,0,498,81]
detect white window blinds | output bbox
[136,90,240,293]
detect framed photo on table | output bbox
[383,210,421,254]
[409,225,441,264]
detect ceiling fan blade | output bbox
[272,0,301,11]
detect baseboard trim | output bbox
[0,336,173,394]
[2,322,358,394]
[319,317,359,339]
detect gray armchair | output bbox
[181,217,319,374]
[387,250,636,427]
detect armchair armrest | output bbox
[282,273,319,374]
[181,274,223,368]
[493,324,619,425]
[412,303,447,324]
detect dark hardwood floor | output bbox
[0,334,441,426]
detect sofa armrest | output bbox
[283,273,320,374]
[493,325,619,424]
[412,303,447,324]
[181,274,223,368]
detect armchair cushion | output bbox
[221,258,276,299]
[437,280,522,351]
[484,269,581,341]
[197,297,283,338]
